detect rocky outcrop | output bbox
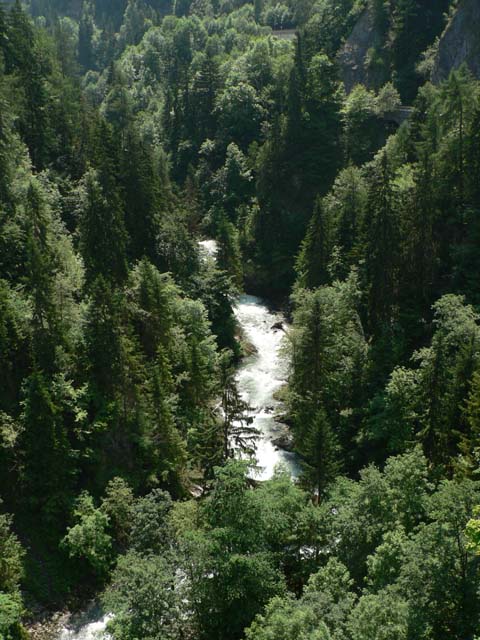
[272,427,294,452]
[432,0,480,83]
[336,6,386,94]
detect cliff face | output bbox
[336,6,386,94]
[432,0,480,83]
[338,0,480,98]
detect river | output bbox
[199,239,298,479]
[233,293,298,479]
[54,239,298,640]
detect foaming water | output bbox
[57,609,112,640]
[235,294,299,480]
[200,238,298,478]
[198,239,218,258]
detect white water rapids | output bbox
[54,239,298,640]
[56,608,112,640]
[233,294,299,479]
[199,239,299,479]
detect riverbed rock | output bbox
[274,412,294,427]
[236,330,257,357]
[189,483,204,498]
[271,321,284,331]
[28,611,68,640]
[272,427,295,452]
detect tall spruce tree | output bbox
[298,405,340,499]
[79,168,128,287]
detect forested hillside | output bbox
[1,1,480,639]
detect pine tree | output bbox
[218,350,257,463]
[0,283,27,415]
[291,291,329,401]
[0,85,15,211]
[215,210,243,288]
[6,2,50,169]
[298,406,340,499]
[254,0,263,23]
[79,168,128,286]
[459,370,480,474]
[78,1,95,70]
[335,166,367,274]
[25,182,60,372]
[21,53,50,170]
[19,372,73,530]
[120,127,162,263]
[132,259,176,358]
[217,143,252,224]
[296,197,332,289]
[148,348,187,492]
[455,104,480,303]
[84,276,124,396]
[4,0,34,73]
[410,153,435,318]
[187,51,219,147]
[285,34,305,147]
[365,151,398,334]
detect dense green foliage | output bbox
[1,0,480,639]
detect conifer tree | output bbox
[25,182,60,372]
[120,127,162,263]
[365,151,398,333]
[409,153,435,320]
[79,168,128,287]
[148,348,187,491]
[459,370,480,474]
[0,89,15,210]
[296,198,332,289]
[6,2,51,168]
[132,259,176,357]
[19,372,73,530]
[78,1,95,70]
[217,143,252,224]
[254,0,263,22]
[455,103,480,303]
[218,350,257,463]
[84,275,124,397]
[215,210,243,289]
[298,405,340,499]
[5,0,34,73]
[188,51,219,147]
[334,166,367,274]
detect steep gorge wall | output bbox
[336,5,386,94]
[432,0,480,83]
[337,0,480,97]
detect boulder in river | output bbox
[272,427,295,452]
[274,412,294,427]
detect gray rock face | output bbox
[336,6,386,94]
[432,0,480,83]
